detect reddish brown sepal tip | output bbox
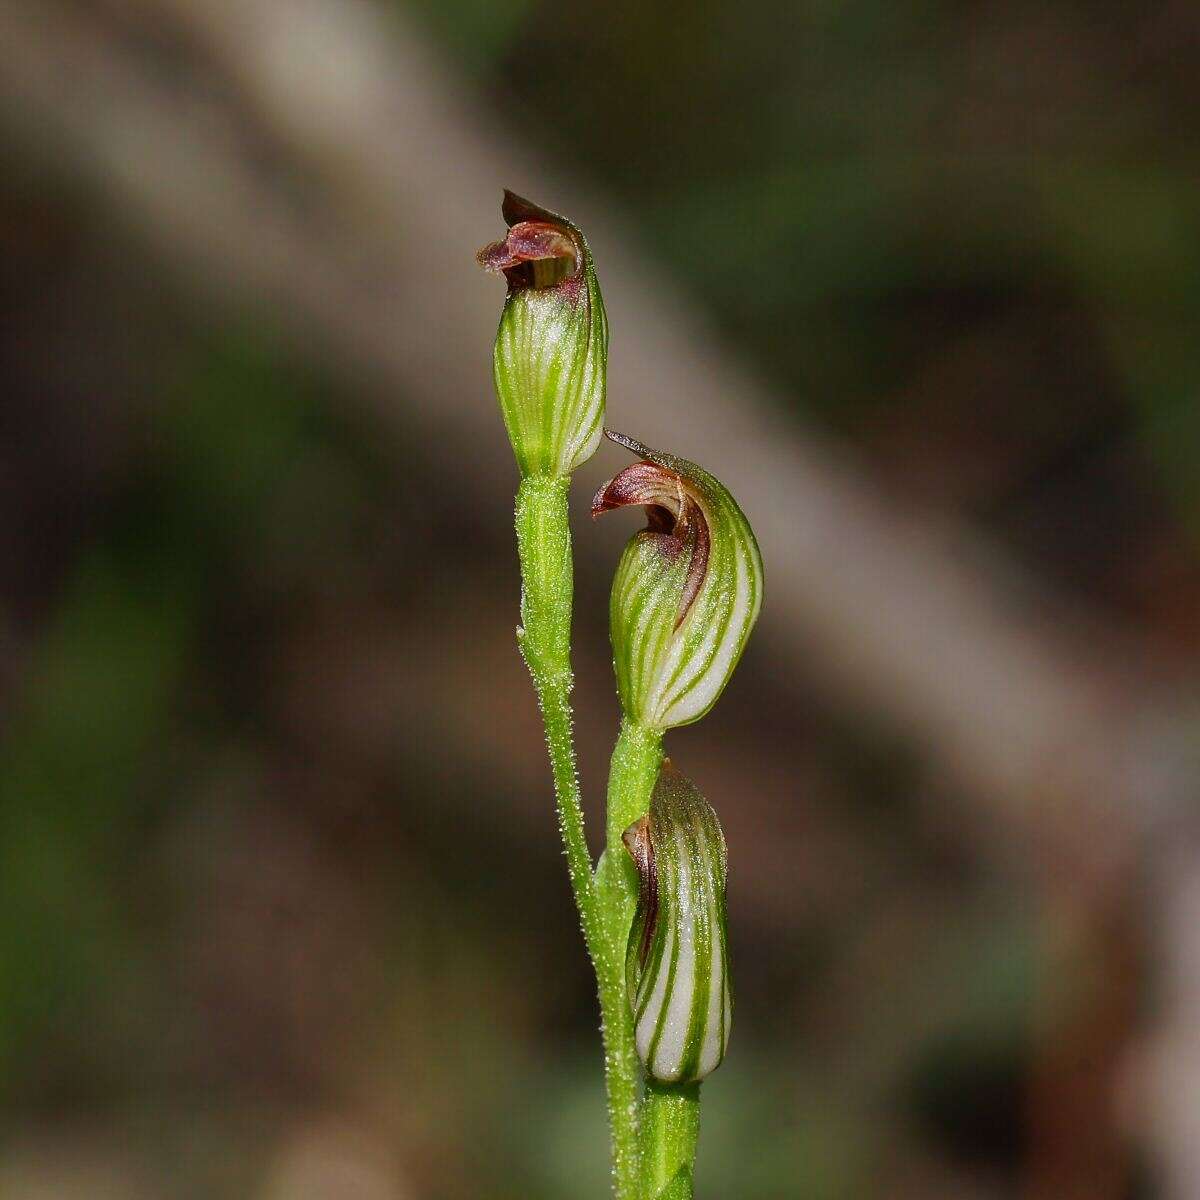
[502,189,559,228]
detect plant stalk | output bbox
[514,475,596,935]
[595,717,665,1197]
[515,475,649,1198]
[639,1080,701,1199]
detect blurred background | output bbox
[2,0,1199,1196]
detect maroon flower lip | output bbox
[622,812,658,972]
[477,220,578,289]
[476,190,583,292]
[592,433,711,629]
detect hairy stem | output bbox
[514,475,597,936]
[639,1080,701,1200]
[515,475,644,1197]
[605,719,665,856]
[594,718,665,1197]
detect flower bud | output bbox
[477,191,608,477]
[592,432,763,730]
[623,761,730,1085]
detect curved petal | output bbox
[623,761,731,1084]
[476,192,607,476]
[594,432,763,729]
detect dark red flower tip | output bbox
[622,813,658,971]
[477,191,583,292]
[592,436,711,629]
[475,219,573,277]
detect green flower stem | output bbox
[515,476,647,1198]
[604,718,665,854]
[638,1080,701,1199]
[514,475,597,939]
[594,718,665,1197]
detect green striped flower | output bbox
[623,762,730,1084]
[477,191,607,478]
[593,433,763,730]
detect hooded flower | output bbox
[593,432,763,730]
[477,191,607,477]
[624,761,731,1084]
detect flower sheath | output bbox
[593,432,764,730]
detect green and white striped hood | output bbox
[623,762,731,1085]
[593,433,763,730]
[479,191,607,478]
